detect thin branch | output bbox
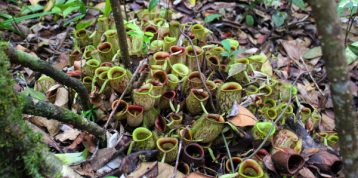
[179,28,217,113]
[110,0,130,68]
[21,95,106,139]
[5,44,90,110]
[104,59,147,129]
[171,139,183,178]
[236,73,303,171]
[299,57,324,96]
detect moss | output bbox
[0,42,61,178]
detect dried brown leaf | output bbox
[229,105,257,127]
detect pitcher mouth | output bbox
[221,82,242,91]
[208,56,220,65]
[287,154,305,173]
[155,116,167,132]
[133,127,152,141]
[184,143,204,159]
[163,90,176,99]
[76,29,87,37]
[128,105,144,115]
[87,59,100,67]
[170,46,185,54]
[112,100,128,111]
[154,52,170,61]
[206,114,225,123]
[144,25,158,34]
[152,70,168,84]
[192,89,209,101]
[180,128,192,140]
[226,157,242,172]
[83,76,93,84]
[97,42,112,53]
[157,138,178,152]
[240,159,263,177]
[109,67,126,79]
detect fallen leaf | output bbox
[188,172,213,178]
[282,40,307,61]
[319,113,335,132]
[128,161,185,178]
[54,87,69,108]
[29,116,60,136]
[56,127,81,142]
[55,151,87,165]
[228,105,257,127]
[299,167,316,178]
[89,148,117,170]
[303,46,322,60]
[52,52,69,70]
[261,59,273,76]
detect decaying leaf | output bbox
[128,162,185,178]
[29,116,60,137]
[228,105,257,127]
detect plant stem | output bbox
[5,44,90,110]
[110,0,130,68]
[309,1,358,177]
[344,9,355,46]
[222,132,235,173]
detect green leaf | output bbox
[64,13,85,26]
[228,63,247,78]
[346,47,358,65]
[21,4,44,15]
[21,87,47,101]
[272,11,287,27]
[76,18,95,30]
[148,0,160,11]
[0,11,53,32]
[51,6,62,14]
[231,49,244,57]
[103,0,112,17]
[219,173,239,178]
[245,14,254,26]
[348,42,358,55]
[55,151,87,165]
[292,0,305,9]
[204,13,222,23]
[221,39,232,52]
[303,46,322,60]
[221,51,230,57]
[63,6,80,17]
[0,13,12,19]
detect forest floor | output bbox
[1,0,358,177]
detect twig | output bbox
[344,10,355,46]
[5,44,90,110]
[179,28,217,113]
[222,132,234,173]
[122,0,128,21]
[110,0,131,68]
[22,94,106,139]
[235,73,304,171]
[104,59,147,129]
[171,139,183,178]
[299,57,324,96]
